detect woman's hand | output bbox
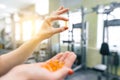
[36,6,69,41]
[1,51,76,80]
[47,51,76,68]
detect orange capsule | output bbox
[64,21,68,30]
[42,64,53,71]
[42,60,65,72]
[41,60,74,75]
[65,21,68,27]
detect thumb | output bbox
[53,27,68,34]
[54,67,72,80]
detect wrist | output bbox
[0,73,28,80]
[0,67,28,80]
[33,34,44,43]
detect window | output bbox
[59,11,82,45]
[15,23,20,41]
[14,13,21,41]
[97,7,120,51]
[22,20,32,41]
[35,0,49,15]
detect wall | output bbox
[49,0,120,71]
[81,0,120,68]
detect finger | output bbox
[64,52,77,68]
[52,27,68,34]
[59,51,73,62]
[44,16,68,26]
[53,67,71,80]
[51,52,64,60]
[51,7,68,16]
[59,52,69,62]
[49,16,68,22]
[57,6,64,11]
[56,8,69,15]
[46,52,64,63]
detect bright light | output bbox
[0,4,6,9]
[59,11,82,45]
[104,6,110,9]
[5,25,11,33]
[14,13,20,22]
[35,0,49,15]
[98,8,104,13]
[15,23,20,41]
[35,19,43,33]
[5,17,11,24]
[97,7,120,50]
[69,11,82,24]
[22,20,32,41]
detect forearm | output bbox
[0,73,26,80]
[0,36,43,75]
[0,67,28,80]
[0,6,69,76]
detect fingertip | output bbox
[64,27,68,30]
[60,27,68,32]
[62,67,74,75]
[58,6,64,10]
[68,69,74,75]
[65,18,69,21]
[66,8,69,11]
[54,67,70,79]
[69,52,77,59]
[62,67,71,73]
[65,51,77,59]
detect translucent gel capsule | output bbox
[42,60,74,75]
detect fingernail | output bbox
[64,27,68,30]
[68,69,74,75]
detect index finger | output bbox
[46,16,68,22]
[56,8,69,15]
[64,52,77,68]
[57,6,64,11]
[51,52,64,60]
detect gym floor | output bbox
[65,69,112,80]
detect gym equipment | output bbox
[61,7,88,71]
[72,22,87,70]
[93,4,112,80]
[111,51,119,80]
[103,7,120,80]
[93,36,110,80]
[93,3,120,80]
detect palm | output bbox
[37,51,76,80]
[47,51,76,68]
[14,51,76,80]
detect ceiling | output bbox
[0,0,83,18]
[0,0,36,18]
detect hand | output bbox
[46,51,76,68]
[36,6,69,40]
[2,51,76,80]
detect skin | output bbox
[0,6,77,80]
[1,52,76,80]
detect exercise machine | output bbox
[93,2,120,80]
[61,7,88,71]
